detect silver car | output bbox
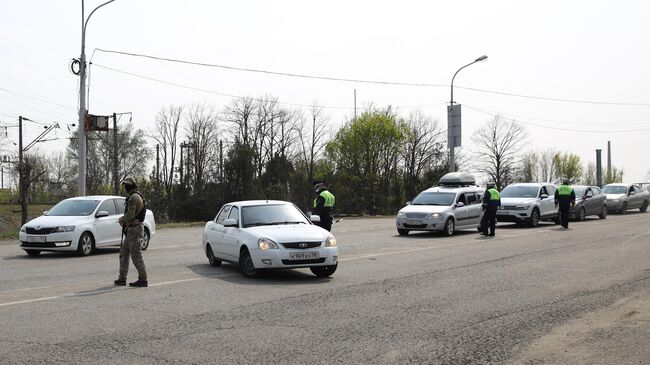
[603,183,649,214]
[569,185,608,220]
[496,183,559,227]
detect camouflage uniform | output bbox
[117,185,147,282]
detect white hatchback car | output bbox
[202,200,339,278]
[19,195,156,256]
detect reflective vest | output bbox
[487,188,500,200]
[314,190,335,208]
[558,185,573,196]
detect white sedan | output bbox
[202,200,338,278]
[19,195,156,256]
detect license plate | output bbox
[27,236,46,243]
[496,211,508,215]
[407,220,423,225]
[289,252,318,260]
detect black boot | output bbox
[129,279,148,287]
[114,279,126,286]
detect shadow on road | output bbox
[186,263,334,285]
[394,230,478,239]
[2,247,119,261]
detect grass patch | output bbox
[0,204,53,239]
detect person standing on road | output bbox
[480,182,501,237]
[312,181,335,232]
[114,176,148,287]
[555,178,576,229]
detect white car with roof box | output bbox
[496,183,559,227]
[395,173,484,236]
[19,195,156,256]
[202,200,339,278]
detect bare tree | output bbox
[538,149,559,182]
[185,103,220,193]
[471,116,527,190]
[149,105,184,199]
[401,111,445,199]
[518,151,541,182]
[297,105,329,187]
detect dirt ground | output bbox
[508,292,650,364]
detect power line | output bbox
[0,87,76,111]
[464,104,650,134]
[95,48,650,106]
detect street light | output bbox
[447,55,488,172]
[77,0,117,196]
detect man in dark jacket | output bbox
[481,182,501,237]
[555,178,576,229]
[312,181,335,231]
[114,176,148,287]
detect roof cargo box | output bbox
[438,172,476,186]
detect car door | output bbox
[593,188,606,214]
[582,188,595,215]
[632,186,644,208]
[222,206,241,260]
[94,199,119,246]
[539,185,554,218]
[206,205,231,257]
[453,193,471,227]
[464,192,482,226]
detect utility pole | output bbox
[155,144,160,189]
[596,149,602,187]
[607,141,612,181]
[113,112,118,195]
[179,142,184,187]
[219,140,223,183]
[18,116,26,225]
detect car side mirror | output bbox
[223,218,238,228]
[95,211,109,218]
[42,210,48,215]
[540,194,549,199]
[310,215,321,223]
[405,201,411,206]
[456,202,465,207]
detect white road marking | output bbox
[0,296,60,307]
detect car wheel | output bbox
[397,229,409,236]
[239,248,259,278]
[140,228,150,251]
[529,209,540,227]
[207,245,222,267]
[443,218,455,236]
[25,250,41,256]
[599,205,608,219]
[76,232,95,256]
[578,207,586,221]
[641,200,648,213]
[310,264,337,277]
[620,202,628,215]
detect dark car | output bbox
[569,185,607,221]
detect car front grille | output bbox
[281,241,322,249]
[25,227,54,235]
[21,241,57,248]
[500,206,517,210]
[404,212,428,218]
[404,223,427,229]
[282,258,327,265]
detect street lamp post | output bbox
[447,55,488,172]
[77,0,116,196]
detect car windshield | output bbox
[574,187,586,197]
[410,192,456,206]
[603,185,626,194]
[241,204,309,227]
[501,185,539,198]
[46,199,101,216]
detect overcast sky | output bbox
[1,0,649,185]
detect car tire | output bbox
[599,205,608,219]
[641,200,648,213]
[443,218,455,236]
[620,202,628,215]
[141,228,150,251]
[310,264,337,277]
[76,232,95,256]
[25,250,41,256]
[239,247,259,278]
[578,207,586,221]
[529,209,540,227]
[397,229,409,236]
[207,245,222,267]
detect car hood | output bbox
[605,194,626,200]
[399,204,452,214]
[500,197,537,206]
[24,215,87,228]
[246,224,330,242]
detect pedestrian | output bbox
[555,178,576,229]
[114,176,148,287]
[480,182,501,237]
[312,181,335,231]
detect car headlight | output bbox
[325,235,337,247]
[428,213,441,219]
[52,226,75,233]
[20,226,26,233]
[258,238,278,250]
[397,212,405,218]
[515,205,529,210]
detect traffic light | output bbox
[85,114,110,132]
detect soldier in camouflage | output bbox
[114,176,148,287]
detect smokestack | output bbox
[607,141,612,180]
[596,149,602,187]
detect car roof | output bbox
[227,200,292,207]
[422,186,483,193]
[505,183,548,187]
[603,183,629,187]
[573,185,599,189]
[66,195,123,200]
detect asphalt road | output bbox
[1,212,649,364]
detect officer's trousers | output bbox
[118,224,147,281]
[559,203,571,228]
[481,207,497,235]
